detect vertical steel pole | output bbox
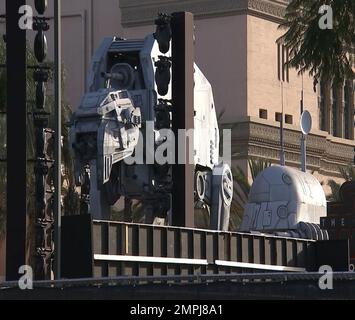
[171,12,195,228]
[280,82,285,166]
[300,75,306,172]
[5,0,27,281]
[301,135,306,172]
[54,0,62,279]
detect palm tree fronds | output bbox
[327,164,355,201]
[230,158,272,231]
[278,0,354,84]
[327,179,342,202]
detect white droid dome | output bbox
[240,165,326,233]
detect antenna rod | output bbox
[280,82,285,166]
[300,73,304,114]
[301,134,306,172]
[300,73,306,172]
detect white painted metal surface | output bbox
[240,165,327,233]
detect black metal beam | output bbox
[54,0,62,280]
[5,0,27,281]
[171,12,195,228]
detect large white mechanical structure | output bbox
[70,30,233,230]
[240,165,328,240]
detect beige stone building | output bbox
[0,0,354,280]
[120,0,354,189]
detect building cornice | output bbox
[120,0,289,28]
[226,117,355,177]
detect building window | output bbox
[277,42,289,82]
[259,109,268,119]
[285,114,293,124]
[344,81,353,139]
[344,83,349,139]
[275,112,282,122]
[285,46,290,82]
[318,82,326,131]
[277,43,281,81]
[318,79,354,139]
[332,85,338,136]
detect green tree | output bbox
[328,164,355,201]
[229,158,272,230]
[279,0,354,85]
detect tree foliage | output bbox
[279,0,354,85]
[229,158,272,230]
[328,164,355,201]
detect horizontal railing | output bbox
[88,219,315,277]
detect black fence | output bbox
[61,215,349,279]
